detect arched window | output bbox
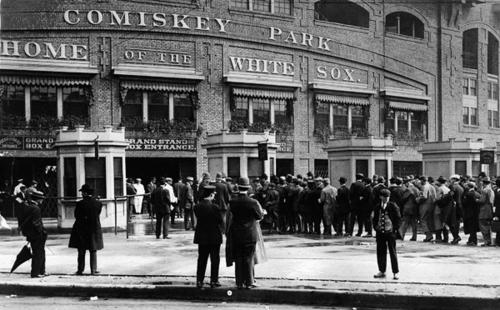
[463,28,478,69]
[488,32,499,75]
[385,12,424,39]
[314,0,369,28]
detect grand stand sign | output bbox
[126,138,196,151]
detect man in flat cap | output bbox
[373,189,401,280]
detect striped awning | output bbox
[389,101,428,111]
[121,81,196,92]
[315,94,370,106]
[232,88,295,100]
[0,75,90,86]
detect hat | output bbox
[355,173,364,180]
[26,189,45,199]
[215,172,223,179]
[379,189,391,197]
[483,176,491,184]
[419,175,427,182]
[450,174,460,180]
[159,177,167,184]
[166,177,173,183]
[186,176,194,182]
[17,178,23,183]
[79,184,94,194]
[339,177,347,184]
[437,176,447,184]
[203,184,216,190]
[314,177,323,182]
[226,177,233,182]
[237,177,251,190]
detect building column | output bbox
[76,153,85,198]
[369,158,375,180]
[57,88,63,120]
[25,87,31,122]
[466,158,473,176]
[248,99,254,125]
[106,154,113,200]
[142,92,148,123]
[240,155,248,178]
[169,93,174,121]
[222,155,228,177]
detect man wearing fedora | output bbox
[151,177,172,239]
[228,177,264,289]
[69,184,103,275]
[18,189,47,278]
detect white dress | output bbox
[133,183,145,213]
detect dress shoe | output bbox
[163,236,171,239]
[373,272,386,278]
[245,284,257,289]
[210,281,221,288]
[91,270,100,275]
[393,273,399,280]
[31,274,45,278]
[423,237,433,242]
[480,242,491,247]
[196,281,204,289]
[451,237,461,245]
[74,271,83,276]
[409,237,417,241]
[362,234,373,238]
[466,241,477,246]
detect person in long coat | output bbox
[462,182,480,245]
[151,178,171,239]
[69,184,103,275]
[194,185,222,289]
[417,176,436,242]
[228,177,264,289]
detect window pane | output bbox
[64,157,76,197]
[494,111,499,128]
[351,105,366,133]
[471,108,478,125]
[231,0,248,9]
[488,32,499,75]
[148,92,169,121]
[332,103,348,131]
[463,107,469,125]
[233,97,249,122]
[31,86,57,117]
[122,90,143,127]
[314,101,329,131]
[1,85,25,128]
[385,109,395,132]
[85,158,106,198]
[173,93,194,121]
[488,110,493,127]
[228,157,241,180]
[274,0,291,14]
[463,78,469,95]
[252,98,270,124]
[253,0,270,12]
[273,99,290,125]
[114,157,123,196]
[397,111,408,133]
[314,0,369,28]
[463,29,478,69]
[410,112,424,135]
[63,87,89,119]
[470,79,477,96]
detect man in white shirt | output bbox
[164,178,178,224]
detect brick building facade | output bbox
[0,0,499,209]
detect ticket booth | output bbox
[203,129,278,180]
[54,125,128,230]
[325,136,395,187]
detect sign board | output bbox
[276,134,293,153]
[480,150,495,165]
[0,136,54,150]
[126,138,196,151]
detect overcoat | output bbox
[228,194,263,245]
[462,188,480,234]
[193,199,222,245]
[69,196,103,251]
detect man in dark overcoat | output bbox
[151,177,172,239]
[193,185,222,289]
[18,189,47,278]
[373,189,401,280]
[462,182,480,245]
[335,177,350,236]
[214,172,230,232]
[69,184,103,275]
[228,177,264,289]
[349,173,365,236]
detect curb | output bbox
[0,282,499,310]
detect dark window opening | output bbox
[252,98,270,125]
[314,101,329,132]
[332,103,348,132]
[122,90,143,128]
[148,92,169,121]
[85,158,106,199]
[31,86,57,118]
[114,157,124,196]
[463,28,478,69]
[385,12,424,39]
[1,85,25,128]
[173,93,194,122]
[62,87,89,124]
[314,0,369,28]
[232,97,249,123]
[64,157,76,197]
[488,32,499,75]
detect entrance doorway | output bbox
[126,157,196,183]
[276,159,293,177]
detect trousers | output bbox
[156,213,170,238]
[78,248,97,273]
[29,233,47,277]
[233,243,256,287]
[196,244,220,284]
[376,231,399,274]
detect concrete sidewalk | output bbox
[1,221,500,309]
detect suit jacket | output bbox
[372,201,401,234]
[151,186,171,214]
[69,196,103,250]
[349,181,364,210]
[214,181,230,212]
[229,194,263,245]
[194,199,223,245]
[336,185,350,213]
[19,200,46,241]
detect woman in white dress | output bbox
[133,178,145,214]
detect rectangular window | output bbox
[31,86,57,118]
[231,0,249,9]
[64,157,77,197]
[274,0,291,14]
[252,98,270,124]
[228,157,241,180]
[351,105,366,134]
[253,0,271,12]
[470,79,477,96]
[247,158,263,180]
[314,159,328,178]
[375,160,388,179]
[385,109,395,133]
[355,159,368,178]
[62,87,89,120]
[314,101,329,131]
[396,111,408,133]
[273,99,290,125]
[332,103,348,132]
[488,33,499,75]
[488,82,499,100]
[463,29,478,69]
[1,85,25,128]
[85,158,106,198]
[148,92,169,121]
[410,112,424,136]
[173,93,194,122]
[463,107,469,125]
[122,90,143,127]
[488,110,499,128]
[455,161,467,176]
[233,97,249,122]
[470,107,478,125]
[113,157,123,196]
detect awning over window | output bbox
[0,75,90,86]
[232,88,295,100]
[120,81,196,93]
[315,94,370,106]
[389,101,428,112]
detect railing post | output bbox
[126,195,129,239]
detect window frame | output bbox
[385,11,425,39]
[231,95,293,127]
[385,108,426,137]
[230,0,292,15]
